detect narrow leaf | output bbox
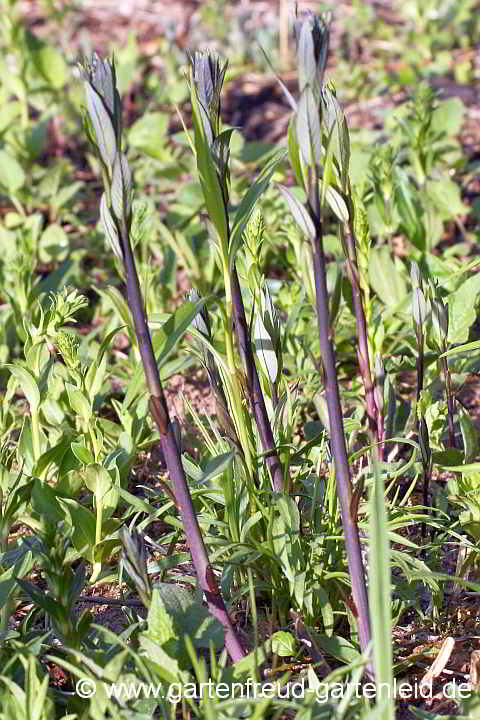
[325,185,349,222]
[277,184,315,241]
[297,87,322,166]
[369,455,394,720]
[254,312,278,383]
[84,82,117,170]
[5,365,40,413]
[100,193,122,259]
[111,152,132,221]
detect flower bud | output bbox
[55,330,80,370]
[294,12,329,96]
[188,51,228,145]
[81,55,121,174]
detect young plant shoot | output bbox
[80,54,245,662]
[280,13,373,672]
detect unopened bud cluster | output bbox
[81,54,132,259]
[188,51,227,145]
[55,330,80,371]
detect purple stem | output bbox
[120,227,245,662]
[308,175,372,675]
[345,223,380,454]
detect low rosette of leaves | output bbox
[18,522,92,650]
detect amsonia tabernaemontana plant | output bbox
[187,50,289,495]
[80,54,245,662]
[278,13,373,673]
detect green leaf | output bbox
[369,248,408,309]
[459,409,478,465]
[223,640,272,683]
[5,365,40,413]
[211,127,235,193]
[93,534,120,564]
[84,464,117,514]
[317,585,334,636]
[31,258,75,302]
[297,87,322,166]
[271,631,296,657]
[287,115,305,190]
[369,456,394,719]
[65,383,92,424]
[395,168,425,250]
[71,442,95,466]
[151,582,224,650]
[138,636,183,684]
[84,351,107,402]
[277,495,300,535]
[96,286,134,341]
[111,152,132,221]
[26,32,68,89]
[84,326,123,403]
[321,124,337,209]
[31,480,64,526]
[39,223,69,262]
[157,298,209,367]
[297,19,317,89]
[128,112,169,159]
[51,181,83,212]
[277,184,315,241]
[325,185,349,223]
[2,482,33,526]
[100,193,122,258]
[117,487,158,517]
[84,81,117,170]
[144,586,176,646]
[16,578,61,619]
[271,495,301,586]
[441,339,480,358]
[448,272,480,344]
[0,551,33,610]
[431,97,465,137]
[199,451,234,485]
[0,150,25,192]
[190,80,229,248]
[426,177,469,218]
[158,222,201,282]
[258,43,297,112]
[311,633,361,664]
[59,498,97,562]
[412,287,427,329]
[254,312,278,384]
[182,456,203,483]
